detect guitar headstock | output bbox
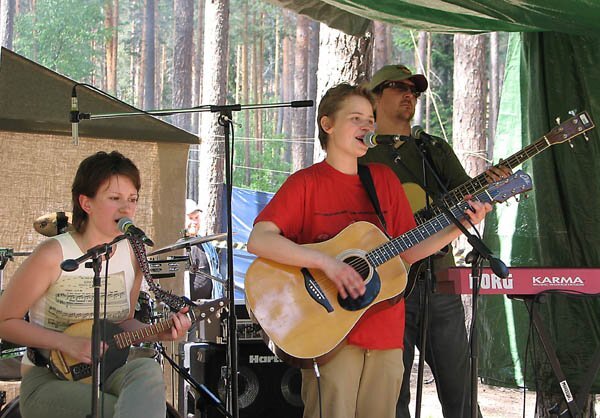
[546,111,594,145]
[189,297,228,323]
[486,170,533,204]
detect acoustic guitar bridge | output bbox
[301,268,334,313]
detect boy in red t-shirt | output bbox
[247,83,490,418]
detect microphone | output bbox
[362,132,406,148]
[70,86,79,145]
[411,125,440,147]
[117,217,154,247]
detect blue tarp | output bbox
[220,186,273,303]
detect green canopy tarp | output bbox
[268,0,600,36]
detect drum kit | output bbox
[0,213,230,418]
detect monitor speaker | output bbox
[178,341,303,418]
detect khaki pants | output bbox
[19,358,166,418]
[301,344,404,418]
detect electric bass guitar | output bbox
[49,297,227,383]
[245,172,532,367]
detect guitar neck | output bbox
[113,317,177,349]
[112,298,225,349]
[368,190,489,267]
[414,137,550,224]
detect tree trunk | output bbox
[291,14,308,173]
[488,32,499,161]
[187,0,204,202]
[281,11,295,163]
[157,44,166,108]
[142,0,156,110]
[173,0,194,131]
[425,33,432,132]
[413,31,427,127]
[192,0,205,133]
[198,0,229,236]
[315,23,372,161]
[371,20,389,76]
[1,0,16,50]
[241,0,250,184]
[255,11,264,156]
[305,19,320,164]
[104,0,118,94]
[131,3,143,108]
[274,14,282,135]
[452,34,487,177]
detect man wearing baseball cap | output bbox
[361,65,508,417]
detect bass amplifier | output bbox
[178,341,303,418]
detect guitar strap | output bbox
[357,164,389,236]
[128,236,189,312]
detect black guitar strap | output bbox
[357,164,388,236]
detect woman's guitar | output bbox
[48,297,226,383]
[245,171,532,367]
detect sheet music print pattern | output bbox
[42,272,130,331]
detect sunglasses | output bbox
[379,81,422,98]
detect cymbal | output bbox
[148,233,228,256]
[34,211,74,237]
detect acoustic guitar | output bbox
[48,297,226,383]
[245,172,532,366]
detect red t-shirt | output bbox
[254,161,416,350]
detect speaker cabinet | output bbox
[179,341,303,418]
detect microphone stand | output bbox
[60,234,129,418]
[73,97,313,418]
[436,204,508,418]
[414,140,434,418]
[395,135,451,418]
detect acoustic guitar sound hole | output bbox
[344,256,370,281]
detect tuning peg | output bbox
[568,109,578,117]
[207,318,212,324]
[584,132,590,142]
[555,116,561,125]
[513,196,520,203]
[568,140,574,148]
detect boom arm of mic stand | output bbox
[437,205,509,279]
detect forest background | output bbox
[0,0,508,238]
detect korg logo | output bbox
[249,354,283,364]
[532,276,584,287]
[469,273,513,290]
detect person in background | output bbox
[360,64,510,418]
[185,199,223,300]
[247,83,491,418]
[0,151,191,418]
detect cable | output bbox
[313,360,323,418]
